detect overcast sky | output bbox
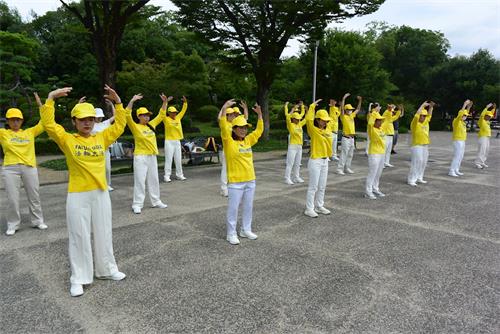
[5,0,500,58]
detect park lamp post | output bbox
[312,40,319,102]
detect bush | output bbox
[194,105,219,122]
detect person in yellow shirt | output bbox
[381,104,403,167]
[219,100,263,245]
[449,100,472,177]
[365,102,381,156]
[218,101,248,197]
[304,99,333,218]
[40,85,127,297]
[163,96,188,182]
[474,103,496,169]
[0,107,47,236]
[284,101,306,185]
[407,101,434,186]
[337,93,362,175]
[126,93,170,214]
[365,108,386,199]
[328,99,341,160]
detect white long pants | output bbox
[105,150,111,187]
[365,136,370,155]
[475,137,490,165]
[2,165,44,230]
[306,158,329,210]
[164,140,184,179]
[285,144,302,181]
[220,151,227,192]
[366,154,385,194]
[331,133,338,157]
[337,136,355,172]
[408,145,429,183]
[449,140,465,173]
[133,155,162,209]
[384,135,394,165]
[66,190,119,284]
[227,180,256,237]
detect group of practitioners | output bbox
[0,85,496,296]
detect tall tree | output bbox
[172,0,385,138]
[59,0,151,98]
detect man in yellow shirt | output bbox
[328,99,341,161]
[474,103,496,169]
[337,93,362,175]
[365,110,386,199]
[449,100,472,177]
[407,101,434,186]
[0,107,47,235]
[381,104,403,168]
[284,101,306,185]
[163,96,188,182]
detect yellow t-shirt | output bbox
[221,118,263,183]
[306,104,333,159]
[164,101,187,140]
[127,109,165,155]
[478,109,492,138]
[452,109,467,141]
[285,105,306,145]
[381,109,401,135]
[411,113,432,146]
[367,124,386,154]
[329,106,340,132]
[0,121,44,167]
[40,99,127,192]
[341,112,356,135]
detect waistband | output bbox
[343,135,354,139]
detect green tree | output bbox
[0,0,23,32]
[172,0,385,138]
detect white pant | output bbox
[227,180,256,236]
[366,154,385,194]
[408,145,429,183]
[384,135,394,165]
[306,158,329,210]
[475,137,490,165]
[365,136,370,155]
[331,132,338,157]
[164,140,184,179]
[105,150,111,187]
[338,136,354,172]
[66,190,119,284]
[220,151,227,192]
[285,144,302,181]
[133,155,162,209]
[2,165,44,230]
[450,140,465,173]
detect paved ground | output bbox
[0,132,499,333]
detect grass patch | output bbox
[253,139,287,152]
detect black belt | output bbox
[343,135,354,138]
[387,134,394,136]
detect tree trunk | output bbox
[256,83,271,140]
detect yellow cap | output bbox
[461,110,469,117]
[6,108,23,119]
[291,112,302,120]
[344,104,355,110]
[226,107,238,114]
[136,107,152,117]
[485,111,494,117]
[315,109,331,121]
[232,115,252,128]
[71,103,96,119]
[420,109,428,116]
[167,106,178,113]
[232,107,241,114]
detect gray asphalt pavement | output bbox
[0,132,499,333]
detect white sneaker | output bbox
[240,230,258,240]
[407,182,418,187]
[70,283,83,297]
[373,190,385,197]
[417,179,427,184]
[448,172,459,177]
[315,207,331,215]
[34,223,48,230]
[132,207,141,214]
[474,163,483,169]
[294,177,305,183]
[152,202,168,209]
[304,209,319,218]
[346,168,354,174]
[177,175,187,181]
[482,163,488,168]
[456,171,464,176]
[365,193,377,200]
[5,227,17,236]
[220,188,228,197]
[331,155,339,161]
[108,186,114,192]
[97,271,126,281]
[285,178,294,185]
[164,176,172,182]
[227,235,240,245]
[336,169,345,175]
[384,163,394,168]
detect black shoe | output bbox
[391,150,397,154]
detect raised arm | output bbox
[398,104,405,118]
[177,96,188,119]
[105,99,116,124]
[354,96,362,115]
[247,104,264,145]
[284,101,290,117]
[298,101,305,118]
[149,93,171,128]
[240,100,249,120]
[126,93,143,111]
[218,99,236,121]
[101,85,127,147]
[340,93,349,115]
[40,87,73,144]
